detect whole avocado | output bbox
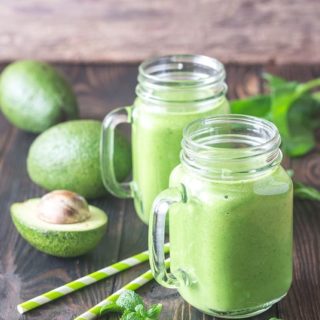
[27,120,131,199]
[0,60,78,133]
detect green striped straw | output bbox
[75,259,170,320]
[17,244,170,314]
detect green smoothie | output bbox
[131,97,229,223]
[169,164,293,315]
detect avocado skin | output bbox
[11,204,107,258]
[27,120,131,199]
[0,60,78,133]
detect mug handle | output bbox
[149,185,189,288]
[100,106,133,198]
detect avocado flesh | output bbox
[11,199,108,257]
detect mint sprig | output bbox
[117,290,144,311]
[100,290,162,320]
[230,73,320,157]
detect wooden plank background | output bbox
[0,0,320,64]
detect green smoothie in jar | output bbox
[101,55,229,224]
[149,115,293,318]
[132,97,228,224]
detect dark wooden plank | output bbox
[0,65,14,162]
[0,116,13,167]
[0,1,320,64]
[278,200,320,320]
[54,63,138,120]
[0,63,320,320]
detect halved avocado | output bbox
[11,198,108,257]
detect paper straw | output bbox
[75,259,170,320]
[17,244,170,314]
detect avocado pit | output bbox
[37,190,91,224]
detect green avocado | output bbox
[11,198,107,257]
[27,120,131,199]
[0,60,78,133]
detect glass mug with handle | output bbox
[101,55,229,224]
[149,115,293,318]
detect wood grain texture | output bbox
[0,63,319,320]
[263,64,320,320]
[0,1,320,64]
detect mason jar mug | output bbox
[101,55,229,224]
[149,115,293,318]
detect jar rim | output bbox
[183,114,280,155]
[138,54,225,88]
[181,115,282,179]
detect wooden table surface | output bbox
[0,63,319,320]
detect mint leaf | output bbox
[297,78,320,96]
[269,318,283,320]
[287,169,320,202]
[135,304,148,317]
[116,290,144,311]
[121,310,145,320]
[100,302,124,315]
[101,290,164,320]
[146,304,163,319]
[312,91,320,103]
[284,96,317,156]
[266,76,299,138]
[294,182,320,201]
[230,95,271,118]
[265,73,320,157]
